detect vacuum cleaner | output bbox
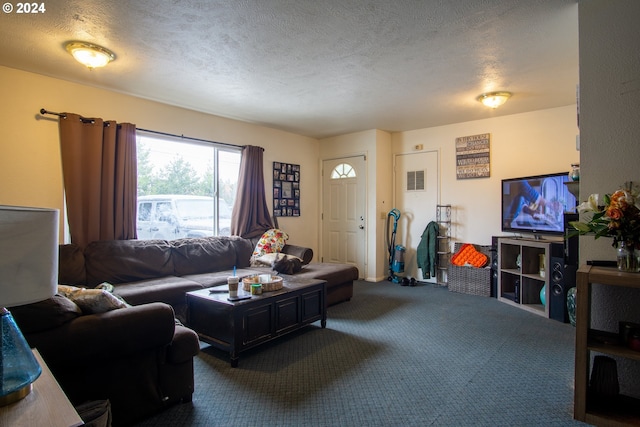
[386,208,406,284]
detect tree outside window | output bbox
[136,134,240,240]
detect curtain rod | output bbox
[136,128,244,150]
[39,108,254,150]
[40,108,97,124]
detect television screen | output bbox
[501,172,577,235]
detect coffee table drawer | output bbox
[301,288,324,322]
[275,296,300,334]
[188,297,233,344]
[243,303,273,345]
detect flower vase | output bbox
[616,242,639,272]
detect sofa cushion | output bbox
[113,276,204,308]
[284,262,359,287]
[171,236,239,276]
[252,252,303,266]
[229,236,254,268]
[182,268,263,287]
[84,239,174,286]
[59,243,87,285]
[9,294,82,334]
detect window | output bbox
[136,133,241,240]
[331,163,356,179]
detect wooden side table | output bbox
[574,265,640,425]
[0,349,83,427]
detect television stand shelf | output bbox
[497,238,554,318]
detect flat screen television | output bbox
[501,172,577,236]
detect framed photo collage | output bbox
[273,162,300,217]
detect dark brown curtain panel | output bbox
[231,145,274,238]
[59,113,137,248]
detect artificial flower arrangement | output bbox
[569,181,640,250]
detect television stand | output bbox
[497,238,553,318]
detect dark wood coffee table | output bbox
[186,277,326,367]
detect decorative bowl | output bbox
[242,275,283,292]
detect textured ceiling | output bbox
[0,0,578,139]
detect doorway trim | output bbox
[320,153,368,279]
[392,149,441,207]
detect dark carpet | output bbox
[135,280,589,426]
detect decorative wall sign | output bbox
[273,162,300,217]
[455,133,490,179]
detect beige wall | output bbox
[319,107,579,281]
[318,108,578,280]
[0,65,320,250]
[579,0,640,398]
[0,65,580,283]
[579,0,640,263]
[393,105,579,246]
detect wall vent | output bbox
[407,170,425,191]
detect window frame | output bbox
[135,131,241,239]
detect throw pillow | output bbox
[451,243,488,268]
[270,253,303,275]
[252,252,303,266]
[57,285,129,314]
[8,294,82,334]
[252,229,289,258]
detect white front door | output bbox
[322,156,366,278]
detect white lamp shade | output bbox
[0,206,59,307]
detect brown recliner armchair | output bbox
[10,296,200,426]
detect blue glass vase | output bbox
[1,309,42,405]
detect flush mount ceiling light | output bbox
[65,41,115,69]
[476,91,512,109]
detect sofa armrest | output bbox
[166,325,200,364]
[27,302,176,365]
[281,244,313,265]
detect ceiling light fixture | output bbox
[65,41,115,69]
[476,91,512,109]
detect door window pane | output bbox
[331,163,356,179]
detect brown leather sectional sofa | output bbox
[60,235,358,320]
[13,235,357,426]
[14,298,198,426]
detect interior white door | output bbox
[322,156,366,278]
[394,151,439,281]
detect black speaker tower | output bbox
[490,236,500,298]
[548,213,579,323]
